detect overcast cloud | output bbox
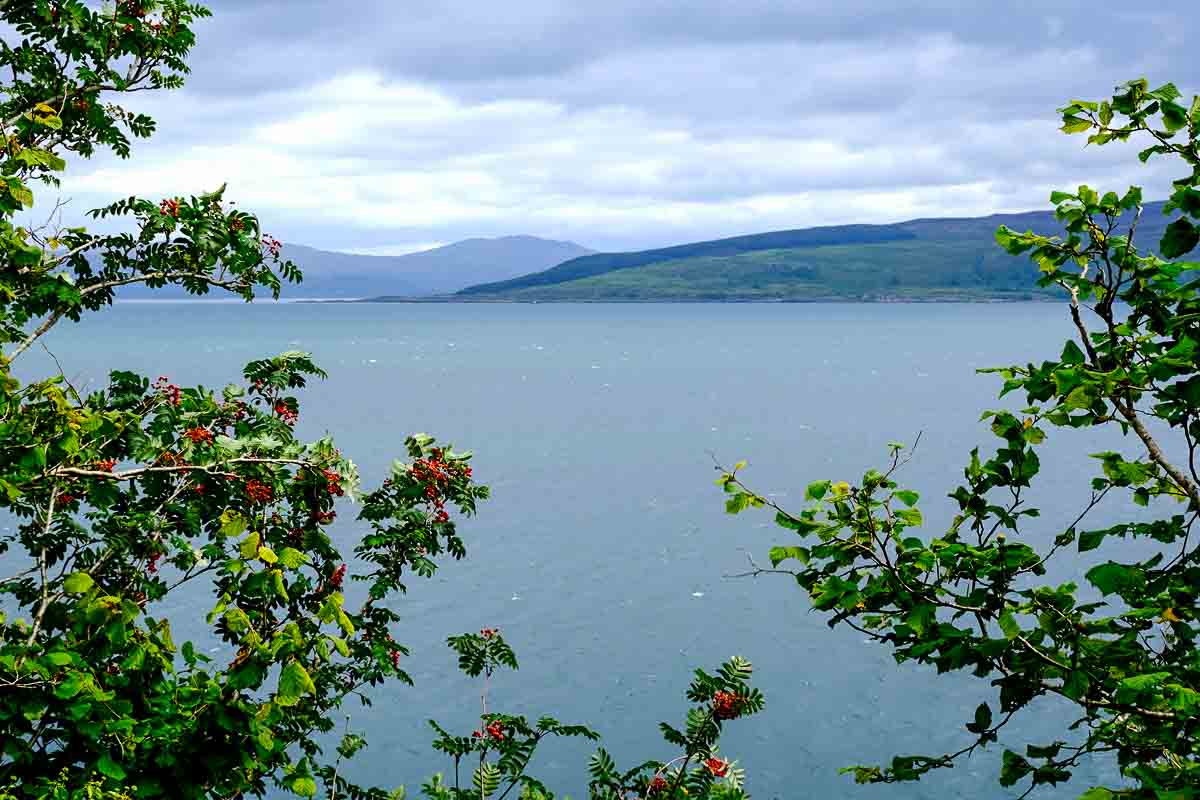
[53,1,1200,253]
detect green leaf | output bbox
[473,763,501,798]
[1161,219,1199,259]
[1119,186,1143,210]
[291,777,317,798]
[220,510,248,538]
[1063,671,1090,701]
[1000,750,1033,787]
[257,545,278,565]
[725,492,750,514]
[1060,117,1092,134]
[1085,562,1140,596]
[63,572,94,594]
[1060,340,1086,365]
[805,480,831,501]
[1078,530,1106,552]
[271,570,290,602]
[894,490,919,507]
[239,532,261,559]
[965,702,992,734]
[54,672,85,699]
[1162,101,1188,132]
[998,608,1020,640]
[276,661,316,706]
[769,545,810,567]
[96,754,126,780]
[278,547,307,569]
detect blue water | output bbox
[15,301,1135,798]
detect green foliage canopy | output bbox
[720,79,1200,799]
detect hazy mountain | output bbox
[119,236,593,299]
[281,236,593,297]
[452,203,1176,301]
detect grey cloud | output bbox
[46,0,1200,254]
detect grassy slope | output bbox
[453,204,1174,301]
[489,240,1048,301]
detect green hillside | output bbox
[451,204,1174,301]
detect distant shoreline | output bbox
[298,294,1058,305]
[112,295,1060,305]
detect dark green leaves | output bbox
[1161,218,1199,259]
[965,703,992,735]
[1084,562,1143,596]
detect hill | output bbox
[450,205,1173,301]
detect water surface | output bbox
[17,301,1134,798]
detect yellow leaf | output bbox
[1162,608,1182,623]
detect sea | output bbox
[12,300,1138,799]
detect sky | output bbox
[55,1,1200,255]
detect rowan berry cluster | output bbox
[480,628,498,639]
[147,552,162,575]
[646,775,669,796]
[315,510,336,524]
[262,234,282,258]
[158,198,179,218]
[320,468,344,496]
[471,722,506,742]
[153,375,180,406]
[712,691,745,720]
[94,459,116,473]
[411,450,469,524]
[329,563,347,590]
[274,402,298,425]
[244,479,273,504]
[229,217,245,233]
[58,493,75,504]
[183,427,213,444]
[156,451,189,467]
[704,758,729,777]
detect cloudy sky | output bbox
[57,1,1198,255]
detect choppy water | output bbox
[13,301,1136,798]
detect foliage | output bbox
[719,78,1200,798]
[423,629,762,800]
[0,3,764,799]
[0,3,493,798]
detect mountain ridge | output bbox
[445,202,1174,302]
